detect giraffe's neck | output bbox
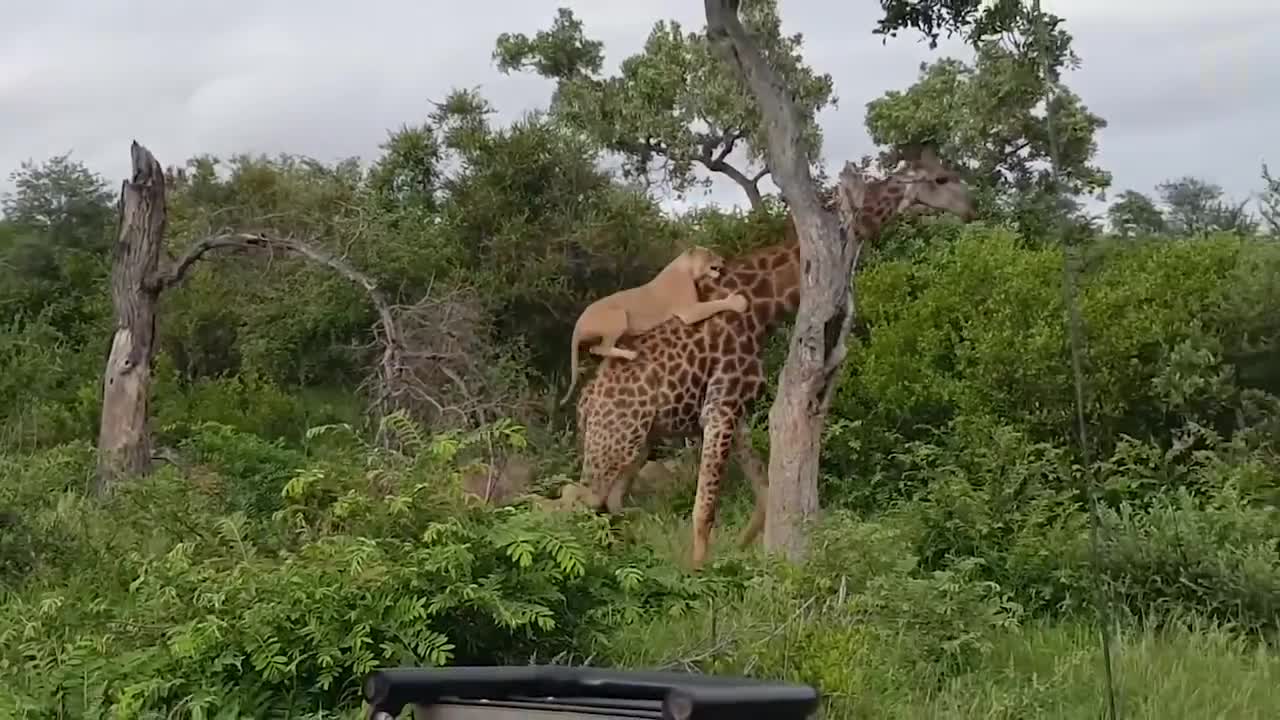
[848,178,900,242]
[696,238,801,333]
[698,181,904,331]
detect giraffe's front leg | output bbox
[690,407,738,570]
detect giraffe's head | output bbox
[854,145,976,221]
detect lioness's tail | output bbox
[559,323,583,407]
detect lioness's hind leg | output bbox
[604,450,649,514]
[588,308,639,360]
[589,342,639,360]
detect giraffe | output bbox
[573,147,976,569]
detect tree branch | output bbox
[711,130,742,166]
[709,158,766,211]
[149,233,255,291]
[697,128,766,210]
[1001,138,1033,165]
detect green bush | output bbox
[1097,483,1280,633]
[609,513,1020,716]
[886,413,1280,630]
[0,421,738,718]
[0,314,104,449]
[0,442,100,584]
[823,230,1280,509]
[894,417,1089,615]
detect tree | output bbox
[97,143,169,494]
[366,123,442,215]
[2,153,115,251]
[94,142,512,495]
[703,0,852,562]
[1,154,115,302]
[864,29,1108,238]
[874,0,1064,59]
[866,0,1108,243]
[1156,176,1258,237]
[1107,190,1166,238]
[1259,163,1280,235]
[494,3,836,210]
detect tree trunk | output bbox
[96,142,167,496]
[763,211,857,561]
[705,0,858,562]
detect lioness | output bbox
[559,246,747,406]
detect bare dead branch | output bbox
[147,229,521,437]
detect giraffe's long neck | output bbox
[698,180,905,332]
[699,239,801,333]
[848,178,900,243]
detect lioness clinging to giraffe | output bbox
[573,146,977,569]
[559,245,748,406]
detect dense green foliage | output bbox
[494,1,835,208]
[0,422,740,716]
[4,2,1280,717]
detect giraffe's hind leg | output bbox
[604,452,647,514]
[690,406,739,570]
[581,421,648,516]
[731,423,769,549]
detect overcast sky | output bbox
[2,0,1276,218]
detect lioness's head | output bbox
[678,245,727,280]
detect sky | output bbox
[1,0,1276,218]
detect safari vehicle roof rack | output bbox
[363,665,820,720]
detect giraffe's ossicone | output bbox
[573,147,976,569]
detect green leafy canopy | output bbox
[493,3,836,210]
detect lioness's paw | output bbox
[728,293,749,313]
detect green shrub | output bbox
[609,513,1020,716]
[885,417,1090,614]
[823,230,1280,510]
[0,441,99,585]
[889,413,1280,629]
[1097,483,1280,633]
[0,314,103,449]
[0,420,738,718]
[171,421,311,518]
